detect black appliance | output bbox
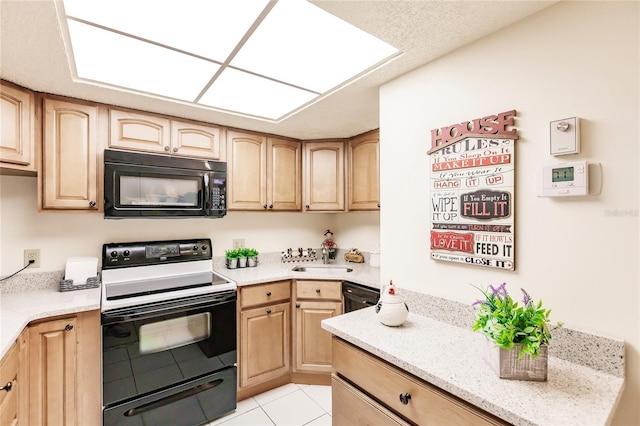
[342,281,380,313]
[101,238,237,426]
[104,149,227,219]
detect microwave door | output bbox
[106,166,207,217]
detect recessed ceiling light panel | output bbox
[67,20,220,101]
[231,0,398,93]
[63,0,270,62]
[199,68,317,120]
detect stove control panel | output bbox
[103,238,212,269]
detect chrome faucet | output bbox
[321,245,330,264]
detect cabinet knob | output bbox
[164,146,170,152]
[65,324,74,331]
[377,203,381,208]
[315,289,321,294]
[0,382,12,392]
[269,204,273,209]
[263,204,268,209]
[172,147,178,153]
[399,393,411,405]
[305,205,310,210]
[266,291,272,297]
[266,309,272,314]
[296,303,300,308]
[89,201,96,208]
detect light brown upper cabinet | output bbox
[109,109,224,160]
[41,97,101,211]
[0,82,36,174]
[348,130,380,211]
[227,131,301,211]
[303,140,345,212]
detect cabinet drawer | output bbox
[296,280,342,300]
[332,374,409,426]
[0,341,19,423]
[333,338,505,426]
[241,281,290,309]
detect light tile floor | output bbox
[209,384,332,426]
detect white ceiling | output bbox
[0,0,556,140]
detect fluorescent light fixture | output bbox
[59,0,399,121]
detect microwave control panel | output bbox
[210,176,226,211]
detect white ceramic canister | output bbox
[375,280,409,326]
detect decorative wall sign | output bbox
[428,124,517,270]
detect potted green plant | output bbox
[246,248,259,267]
[237,247,250,268]
[471,282,562,381]
[225,249,240,269]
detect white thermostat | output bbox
[539,160,589,197]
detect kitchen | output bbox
[1,1,638,426]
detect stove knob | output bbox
[123,250,130,257]
[201,245,208,251]
[193,245,198,251]
[110,251,118,258]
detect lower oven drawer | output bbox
[103,366,237,426]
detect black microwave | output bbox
[104,149,226,219]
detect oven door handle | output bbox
[102,291,235,324]
[124,378,224,417]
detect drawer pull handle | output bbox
[266,291,272,297]
[266,309,272,314]
[0,382,12,392]
[65,324,74,331]
[399,393,411,405]
[315,289,321,293]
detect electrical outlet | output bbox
[24,249,40,268]
[233,239,245,249]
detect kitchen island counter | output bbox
[322,306,625,426]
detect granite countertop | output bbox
[322,307,625,426]
[216,259,380,289]
[0,286,101,358]
[0,259,378,359]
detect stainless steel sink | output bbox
[291,265,353,273]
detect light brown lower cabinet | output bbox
[28,310,101,426]
[332,337,508,426]
[332,374,409,426]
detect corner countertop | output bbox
[322,308,625,426]
[0,260,378,359]
[215,260,380,289]
[0,286,101,358]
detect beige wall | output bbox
[379,1,638,424]
[0,175,379,272]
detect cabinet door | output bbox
[109,108,170,154]
[29,317,78,426]
[267,137,301,211]
[348,131,380,211]
[42,98,99,210]
[171,120,224,160]
[227,130,267,210]
[0,82,35,171]
[240,302,290,388]
[0,339,19,426]
[294,300,342,373]
[303,141,345,211]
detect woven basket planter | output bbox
[483,340,548,381]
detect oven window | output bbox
[120,175,199,206]
[139,312,211,355]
